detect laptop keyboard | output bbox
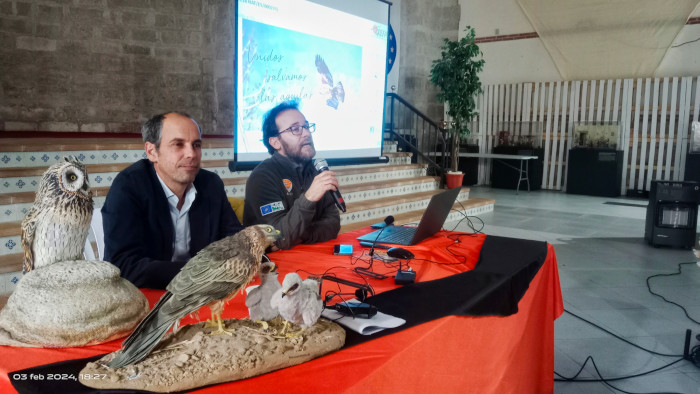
[378,228,417,244]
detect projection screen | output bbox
[231,0,391,170]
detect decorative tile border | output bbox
[1,236,21,257]
[443,203,494,225]
[225,184,246,198]
[0,202,33,223]
[383,141,397,153]
[0,148,232,169]
[388,156,411,165]
[0,271,22,295]
[0,150,145,169]
[204,167,251,179]
[339,190,471,225]
[343,181,439,203]
[337,168,427,186]
[1,197,107,224]
[0,170,123,193]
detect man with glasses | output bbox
[243,101,341,249]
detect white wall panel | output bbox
[474,76,697,192]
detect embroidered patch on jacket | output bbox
[260,201,285,216]
[283,178,293,193]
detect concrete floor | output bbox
[447,186,700,394]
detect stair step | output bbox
[0,163,429,223]
[1,156,414,196]
[0,222,18,238]
[343,176,440,204]
[0,160,422,181]
[339,197,495,233]
[345,188,461,213]
[0,176,440,230]
[0,254,21,275]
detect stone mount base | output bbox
[79,317,345,393]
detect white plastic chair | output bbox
[83,208,104,260]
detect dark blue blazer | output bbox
[102,159,243,289]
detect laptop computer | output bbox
[357,187,461,246]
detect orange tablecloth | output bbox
[1,228,563,393]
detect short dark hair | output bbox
[261,100,301,155]
[141,112,201,149]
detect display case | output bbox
[494,121,543,148]
[572,122,621,149]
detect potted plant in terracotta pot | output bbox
[430,26,485,189]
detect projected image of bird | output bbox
[270,273,323,336]
[108,224,281,369]
[315,54,345,109]
[245,260,281,329]
[21,156,93,273]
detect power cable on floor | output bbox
[646,262,700,325]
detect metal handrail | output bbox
[385,93,449,185]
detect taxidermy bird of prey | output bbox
[21,156,93,273]
[245,261,282,326]
[271,272,323,336]
[315,54,345,109]
[108,224,281,369]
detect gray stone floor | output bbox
[445,186,700,394]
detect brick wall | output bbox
[0,0,235,135]
[0,0,457,135]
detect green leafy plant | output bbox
[430,26,485,172]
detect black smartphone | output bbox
[333,244,353,255]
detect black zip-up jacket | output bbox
[102,159,243,289]
[243,153,340,249]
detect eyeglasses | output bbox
[279,123,316,136]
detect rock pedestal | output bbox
[79,317,345,392]
[0,259,149,347]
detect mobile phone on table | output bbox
[333,244,353,255]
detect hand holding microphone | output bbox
[311,158,346,212]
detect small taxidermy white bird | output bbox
[108,224,281,369]
[245,260,282,328]
[270,272,323,336]
[21,156,93,273]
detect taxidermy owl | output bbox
[21,156,93,274]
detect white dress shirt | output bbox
[155,173,197,262]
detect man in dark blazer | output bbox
[102,112,243,289]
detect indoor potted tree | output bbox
[430,26,485,189]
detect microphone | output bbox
[369,215,394,258]
[313,158,346,212]
[356,215,394,280]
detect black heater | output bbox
[644,180,699,249]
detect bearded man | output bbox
[243,101,341,249]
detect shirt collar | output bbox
[155,172,197,209]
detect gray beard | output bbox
[286,153,313,165]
